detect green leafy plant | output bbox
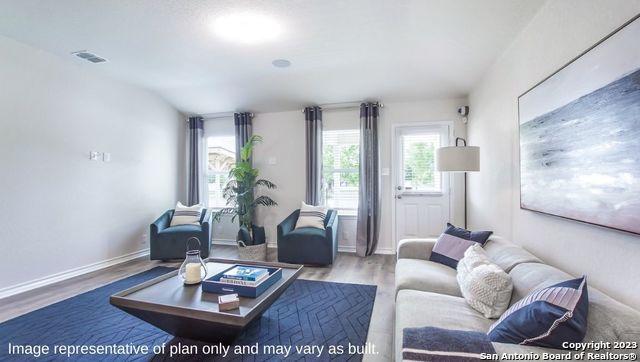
[213,135,277,244]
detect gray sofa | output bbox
[395,235,640,361]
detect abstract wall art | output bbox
[519,15,640,234]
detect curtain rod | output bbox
[300,101,384,113]
[191,100,383,119]
[196,112,254,121]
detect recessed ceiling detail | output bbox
[272,59,291,68]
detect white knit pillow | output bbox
[170,202,204,227]
[295,202,327,230]
[457,244,513,319]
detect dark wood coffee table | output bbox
[110,258,303,343]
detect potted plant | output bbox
[213,135,277,260]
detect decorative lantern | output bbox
[179,237,208,285]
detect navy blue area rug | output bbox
[0,267,376,361]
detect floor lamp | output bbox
[435,137,479,229]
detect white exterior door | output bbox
[394,125,451,241]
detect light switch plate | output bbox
[103,152,111,162]
[268,157,277,165]
[89,151,101,161]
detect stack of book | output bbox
[219,266,269,287]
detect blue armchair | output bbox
[277,209,338,265]
[150,209,212,260]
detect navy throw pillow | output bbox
[488,276,589,349]
[429,223,493,269]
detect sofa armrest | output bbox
[151,210,173,235]
[277,210,300,240]
[396,238,437,261]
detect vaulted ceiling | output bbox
[0,0,545,114]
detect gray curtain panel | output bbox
[187,116,204,206]
[304,106,323,205]
[356,103,381,257]
[234,112,253,163]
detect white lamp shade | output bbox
[435,146,480,172]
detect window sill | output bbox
[335,210,357,218]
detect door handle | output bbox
[396,195,402,199]
[396,186,402,190]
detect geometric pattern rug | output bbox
[0,267,376,361]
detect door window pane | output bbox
[401,133,441,192]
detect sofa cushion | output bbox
[295,202,327,230]
[457,244,513,318]
[584,287,640,344]
[429,223,493,269]
[488,276,589,349]
[170,202,204,227]
[285,227,326,240]
[508,263,573,306]
[395,258,461,297]
[395,290,493,362]
[159,224,202,235]
[483,236,542,272]
[509,262,640,345]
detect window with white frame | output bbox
[323,129,360,212]
[206,135,235,208]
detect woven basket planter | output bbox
[237,241,267,261]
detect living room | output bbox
[1,1,639,361]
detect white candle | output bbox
[185,263,202,284]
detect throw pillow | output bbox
[429,223,493,269]
[170,202,204,227]
[457,244,513,319]
[295,202,328,230]
[488,276,589,348]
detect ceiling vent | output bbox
[71,51,107,63]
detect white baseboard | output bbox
[338,245,356,253]
[265,242,395,255]
[212,239,237,246]
[337,245,396,255]
[374,247,396,255]
[213,240,278,248]
[0,248,150,300]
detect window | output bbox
[400,132,441,192]
[206,136,235,208]
[323,129,360,212]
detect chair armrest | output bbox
[325,211,338,238]
[396,238,437,261]
[201,209,212,232]
[277,210,299,239]
[151,210,173,235]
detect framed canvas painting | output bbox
[518,14,640,235]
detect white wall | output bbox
[217,98,467,254]
[0,35,183,292]
[467,0,640,310]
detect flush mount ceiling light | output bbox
[212,12,282,44]
[272,59,291,68]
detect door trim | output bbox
[390,121,455,250]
